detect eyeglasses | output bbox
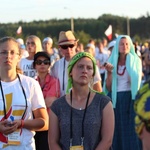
[35,60,50,65]
[0,51,19,56]
[26,42,35,46]
[60,44,74,49]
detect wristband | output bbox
[19,120,24,129]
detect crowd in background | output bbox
[0,31,150,150]
[17,34,150,86]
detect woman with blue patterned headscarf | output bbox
[104,35,142,150]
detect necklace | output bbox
[70,90,91,147]
[117,65,126,76]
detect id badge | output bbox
[7,129,21,145]
[70,145,84,150]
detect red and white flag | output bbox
[104,25,112,41]
[115,33,119,38]
[16,26,22,35]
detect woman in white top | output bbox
[104,35,142,150]
[0,37,48,150]
[19,35,42,78]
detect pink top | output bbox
[36,74,60,99]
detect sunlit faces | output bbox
[59,44,77,61]
[119,38,130,54]
[0,41,21,70]
[70,57,94,86]
[26,41,35,46]
[35,56,50,73]
[26,39,36,53]
[0,50,19,56]
[43,41,52,52]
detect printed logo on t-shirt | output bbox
[23,64,36,78]
[0,93,25,144]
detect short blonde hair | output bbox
[26,35,42,53]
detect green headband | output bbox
[66,52,96,94]
[134,81,150,135]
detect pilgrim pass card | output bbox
[7,130,21,145]
[70,145,84,150]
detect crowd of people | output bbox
[0,30,150,150]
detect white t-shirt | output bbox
[50,48,60,67]
[51,58,102,96]
[0,74,46,149]
[21,50,29,59]
[117,65,131,92]
[94,65,102,84]
[19,58,37,78]
[51,57,69,97]
[95,51,109,74]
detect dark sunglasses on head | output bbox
[26,42,35,46]
[60,44,74,49]
[35,60,50,65]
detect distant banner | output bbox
[104,25,112,41]
[16,26,22,35]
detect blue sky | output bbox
[0,0,149,23]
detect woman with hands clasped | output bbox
[0,37,48,150]
[104,35,142,150]
[48,52,114,150]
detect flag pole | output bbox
[127,17,130,36]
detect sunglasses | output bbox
[26,42,35,46]
[60,44,74,49]
[35,60,50,65]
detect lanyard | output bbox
[0,74,28,119]
[62,58,65,91]
[70,90,91,147]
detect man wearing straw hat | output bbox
[51,30,78,97]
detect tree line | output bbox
[0,14,150,46]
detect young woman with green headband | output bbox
[48,52,114,150]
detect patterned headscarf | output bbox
[134,81,150,135]
[66,52,96,94]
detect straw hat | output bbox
[58,30,79,45]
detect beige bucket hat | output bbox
[58,30,79,45]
